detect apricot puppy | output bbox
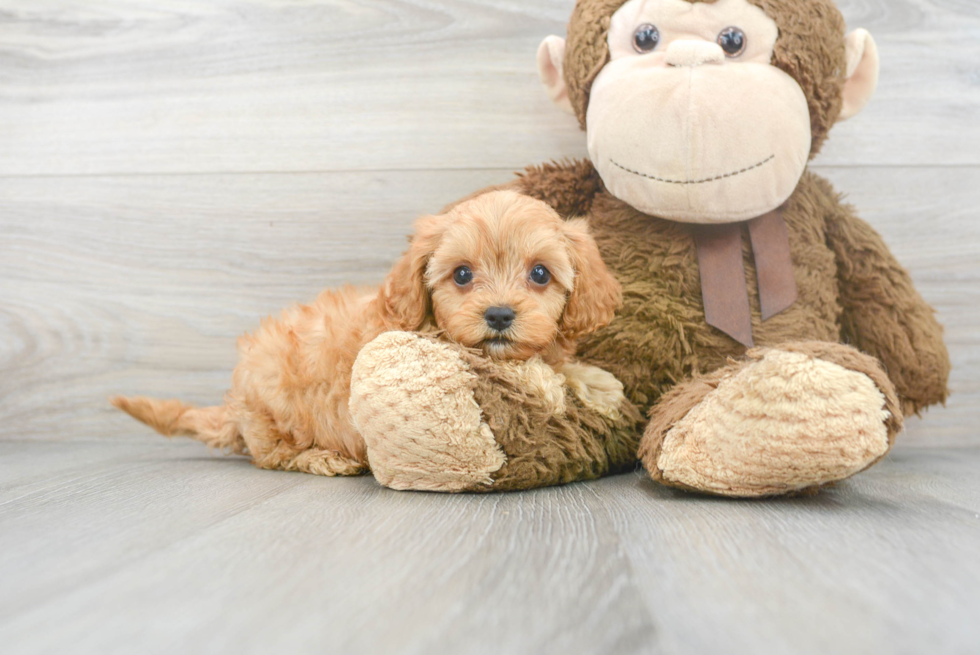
[113,190,622,476]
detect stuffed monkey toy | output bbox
[348,0,951,497]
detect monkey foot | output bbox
[349,332,506,492]
[639,342,904,497]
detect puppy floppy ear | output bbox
[560,218,622,339]
[378,213,447,330]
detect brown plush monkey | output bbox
[348,0,951,497]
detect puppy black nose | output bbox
[484,306,515,332]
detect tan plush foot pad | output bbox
[349,332,506,492]
[641,342,903,497]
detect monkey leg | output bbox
[639,341,904,498]
[348,332,642,492]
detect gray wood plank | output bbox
[0,0,977,176]
[1,167,976,445]
[595,453,980,655]
[0,444,305,621]
[0,440,193,502]
[0,441,656,655]
[1,440,978,655]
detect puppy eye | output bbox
[717,27,746,57]
[529,265,551,286]
[453,266,473,286]
[632,24,660,53]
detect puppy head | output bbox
[381,190,621,360]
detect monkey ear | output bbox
[537,36,575,116]
[560,219,622,340]
[378,214,445,331]
[839,29,879,122]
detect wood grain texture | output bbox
[0,0,978,176]
[1,167,976,445]
[1,2,978,653]
[0,1,976,445]
[1,440,978,655]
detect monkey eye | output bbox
[529,264,552,286]
[717,27,746,57]
[453,266,473,286]
[632,24,660,54]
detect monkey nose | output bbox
[484,306,516,332]
[665,40,725,68]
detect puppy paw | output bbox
[494,357,567,416]
[640,342,902,497]
[559,361,625,419]
[349,332,506,492]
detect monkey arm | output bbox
[515,159,604,218]
[466,350,643,491]
[819,178,951,415]
[349,332,642,492]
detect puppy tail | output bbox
[110,395,244,453]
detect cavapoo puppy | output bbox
[113,190,623,476]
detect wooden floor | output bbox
[1,439,979,655]
[2,0,980,653]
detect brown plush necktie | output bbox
[693,209,797,348]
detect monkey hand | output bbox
[639,341,904,497]
[348,331,642,492]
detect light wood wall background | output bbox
[1,0,977,445]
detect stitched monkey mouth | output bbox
[610,154,775,186]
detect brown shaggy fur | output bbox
[381,0,949,495]
[113,191,621,475]
[465,159,948,493]
[513,163,950,417]
[462,349,644,491]
[563,0,847,154]
[424,0,949,493]
[448,169,948,494]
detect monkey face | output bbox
[588,0,810,223]
[537,0,880,225]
